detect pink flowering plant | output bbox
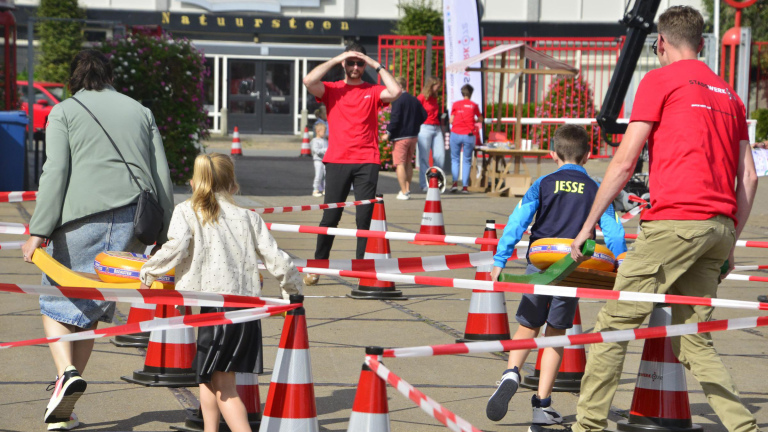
[378,105,394,171]
[100,31,209,184]
[533,76,601,153]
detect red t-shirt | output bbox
[318,81,386,164]
[417,94,440,125]
[451,99,481,135]
[630,60,749,224]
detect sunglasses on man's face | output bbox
[652,36,663,56]
[346,60,365,68]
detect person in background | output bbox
[140,153,303,432]
[21,49,174,431]
[417,76,444,192]
[311,122,329,197]
[449,84,482,194]
[385,76,427,200]
[301,42,402,286]
[314,104,328,135]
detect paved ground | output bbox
[2,139,768,432]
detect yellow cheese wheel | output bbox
[529,238,615,272]
[615,252,627,270]
[94,251,175,285]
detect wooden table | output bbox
[469,147,551,196]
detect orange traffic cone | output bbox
[230,127,243,156]
[300,127,312,157]
[347,347,391,432]
[121,305,197,387]
[521,304,586,392]
[616,305,702,432]
[410,169,453,246]
[260,295,319,431]
[111,301,155,348]
[349,195,405,300]
[171,372,262,432]
[457,220,510,342]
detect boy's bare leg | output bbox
[507,324,539,370]
[537,326,567,400]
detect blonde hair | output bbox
[314,121,326,137]
[191,153,239,225]
[395,76,408,89]
[421,76,439,99]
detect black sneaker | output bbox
[44,366,87,423]
[486,369,520,421]
[758,295,768,303]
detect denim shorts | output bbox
[40,204,144,329]
[515,263,578,330]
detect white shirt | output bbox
[140,196,303,300]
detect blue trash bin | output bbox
[0,111,29,192]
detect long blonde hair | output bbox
[421,76,439,99]
[191,153,239,225]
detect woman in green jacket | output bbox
[21,49,174,429]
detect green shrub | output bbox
[533,76,601,153]
[484,102,539,140]
[100,31,209,184]
[378,106,394,171]
[752,108,768,142]
[38,0,85,84]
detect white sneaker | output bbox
[421,187,428,192]
[396,191,410,200]
[532,405,563,425]
[486,370,520,421]
[48,413,79,431]
[312,190,323,197]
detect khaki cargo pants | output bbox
[573,216,758,432]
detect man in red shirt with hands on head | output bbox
[301,43,402,285]
[569,6,758,432]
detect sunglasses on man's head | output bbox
[346,60,365,68]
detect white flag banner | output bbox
[443,0,483,116]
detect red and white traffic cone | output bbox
[171,373,262,432]
[230,126,243,156]
[521,304,586,392]
[457,220,510,342]
[260,295,319,432]
[121,305,197,387]
[616,305,702,432]
[347,347,391,432]
[410,169,453,246]
[300,127,312,157]
[111,301,155,348]
[349,195,405,300]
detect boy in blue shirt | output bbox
[486,125,627,428]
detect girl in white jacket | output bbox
[140,152,302,432]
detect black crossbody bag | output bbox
[72,97,164,245]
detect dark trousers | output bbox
[315,163,379,260]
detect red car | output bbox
[17,81,65,130]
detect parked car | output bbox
[17,81,65,130]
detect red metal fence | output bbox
[752,42,768,113]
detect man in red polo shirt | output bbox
[301,43,402,285]
[569,6,758,432]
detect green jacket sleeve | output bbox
[145,108,175,245]
[29,105,71,238]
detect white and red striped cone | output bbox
[121,304,198,387]
[521,304,586,392]
[346,347,391,432]
[616,305,702,432]
[299,127,312,157]
[231,126,243,156]
[171,372,262,432]
[410,169,453,246]
[260,295,319,432]
[457,220,510,342]
[349,195,405,300]
[111,301,155,347]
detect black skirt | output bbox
[194,306,264,384]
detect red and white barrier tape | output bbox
[0,241,24,250]
[296,267,768,311]
[0,222,30,235]
[0,191,37,203]
[0,304,297,350]
[266,223,523,248]
[382,314,768,358]
[734,265,768,271]
[0,283,290,308]
[273,252,494,274]
[252,198,381,214]
[364,356,482,432]
[725,273,768,283]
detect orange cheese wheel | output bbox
[94,251,175,285]
[529,238,615,272]
[615,252,627,270]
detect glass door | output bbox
[262,61,293,134]
[228,60,262,134]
